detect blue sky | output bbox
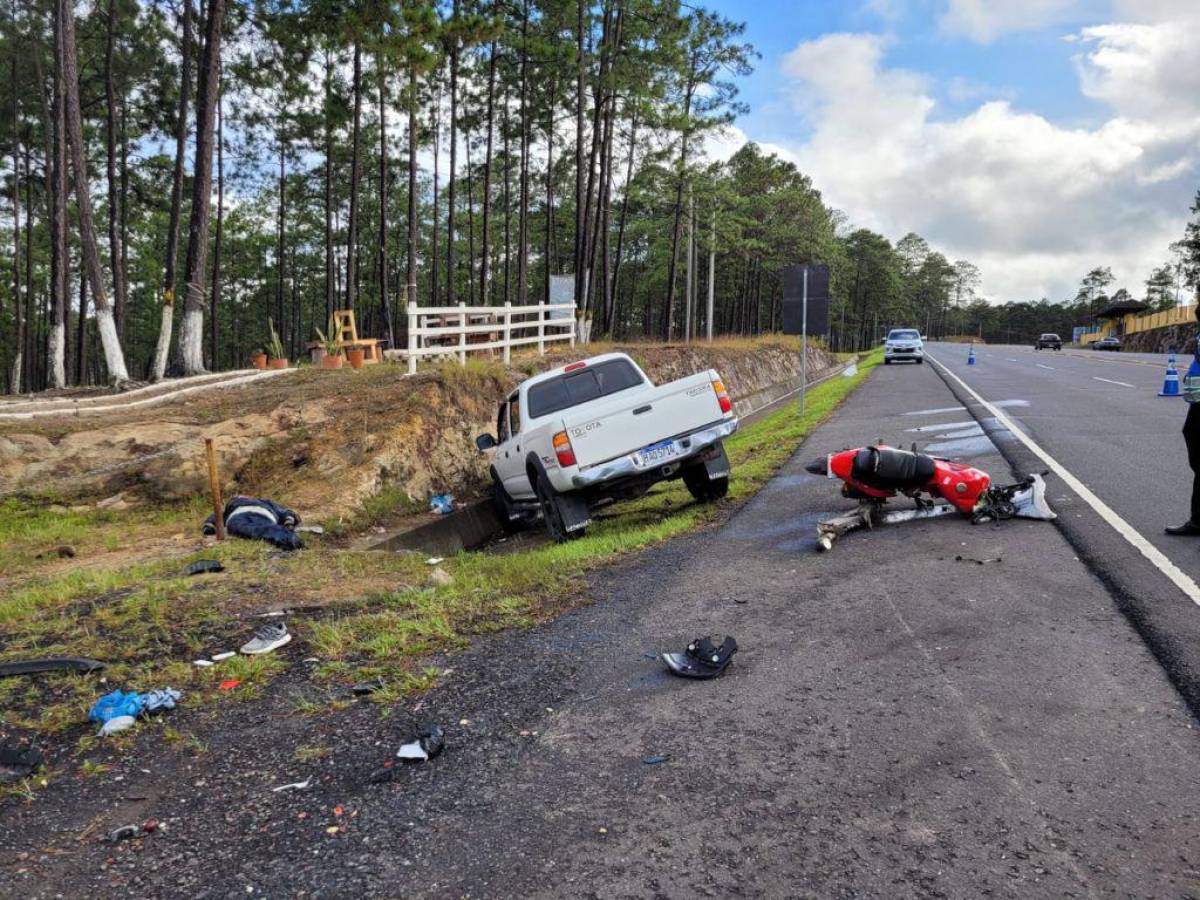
[700,0,1200,303]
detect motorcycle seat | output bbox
[851,446,936,490]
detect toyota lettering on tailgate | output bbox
[571,421,602,439]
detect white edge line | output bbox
[1036,363,1055,370]
[928,354,1200,608]
[1092,376,1135,388]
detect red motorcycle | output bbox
[805,444,1053,551]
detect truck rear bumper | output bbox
[569,418,738,490]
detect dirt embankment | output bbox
[0,339,835,518]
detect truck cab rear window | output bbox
[527,360,645,418]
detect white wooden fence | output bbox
[404,301,576,374]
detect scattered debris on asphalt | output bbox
[0,740,44,783]
[662,635,738,679]
[186,559,225,576]
[642,755,669,765]
[955,554,1002,565]
[430,493,455,515]
[351,678,385,696]
[0,657,105,678]
[98,715,137,736]
[240,621,292,655]
[106,819,158,843]
[397,724,445,762]
[203,496,304,550]
[89,689,145,724]
[272,778,313,793]
[35,544,76,559]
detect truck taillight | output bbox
[553,431,577,467]
[712,378,732,414]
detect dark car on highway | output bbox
[1035,333,1062,350]
[1092,336,1121,351]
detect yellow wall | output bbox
[1080,303,1196,344]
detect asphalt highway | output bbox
[923,340,1200,714]
[6,355,1200,898]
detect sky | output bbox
[700,0,1200,304]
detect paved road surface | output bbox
[7,355,1198,898]
[922,341,1200,708]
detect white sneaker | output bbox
[240,622,292,655]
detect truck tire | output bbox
[535,473,585,543]
[916,357,924,364]
[491,479,524,535]
[683,463,729,503]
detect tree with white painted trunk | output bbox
[59,0,130,386]
[178,0,225,376]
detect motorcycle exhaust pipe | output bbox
[805,456,829,476]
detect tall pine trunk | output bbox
[323,46,334,322]
[60,0,130,385]
[104,0,128,340]
[346,40,362,311]
[573,0,586,314]
[661,81,694,341]
[40,14,67,388]
[446,0,459,307]
[377,50,391,341]
[405,63,417,319]
[479,32,496,305]
[607,103,636,334]
[178,0,225,376]
[9,56,22,394]
[153,0,193,381]
[517,0,530,304]
[210,82,223,368]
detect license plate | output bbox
[634,439,678,468]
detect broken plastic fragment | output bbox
[211,651,236,661]
[194,659,214,668]
[219,680,241,691]
[396,724,445,762]
[186,559,225,576]
[642,755,669,765]
[272,778,312,793]
[99,715,136,736]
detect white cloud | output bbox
[939,0,1082,43]
[739,10,1200,303]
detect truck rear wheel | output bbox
[683,464,729,503]
[535,474,585,543]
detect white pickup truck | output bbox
[475,352,738,541]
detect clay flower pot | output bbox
[347,348,366,370]
[268,357,289,370]
[251,353,267,370]
[322,354,344,369]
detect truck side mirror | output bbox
[475,433,497,451]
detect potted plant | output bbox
[315,326,343,369]
[267,318,288,369]
[250,347,267,370]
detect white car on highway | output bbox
[476,352,738,542]
[884,328,924,364]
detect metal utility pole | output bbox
[800,267,808,415]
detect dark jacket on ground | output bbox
[203,496,303,550]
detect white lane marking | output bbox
[906,420,978,432]
[1006,358,1018,362]
[927,354,1200,609]
[1036,363,1055,370]
[902,399,1029,417]
[903,405,965,416]
[1092,376,1135,388]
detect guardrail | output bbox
[404,301,576,375]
